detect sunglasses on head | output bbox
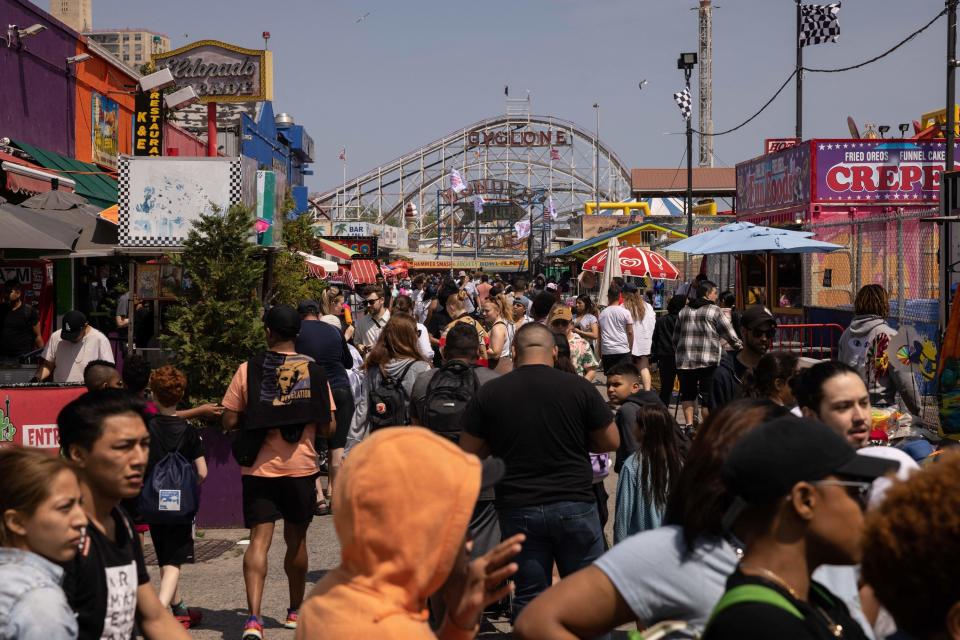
[751,327,777,339]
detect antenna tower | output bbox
[698,0,714,167]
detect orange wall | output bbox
[74,39,135,168]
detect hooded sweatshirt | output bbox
[838,315,920,415]
[296,427,481,640]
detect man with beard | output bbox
[708,305,777,412]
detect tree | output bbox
[163,204,266,405]
[264,193,327,307]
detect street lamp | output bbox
[878,125,890,138]
[677,52,697,240]
[593,103,600,222]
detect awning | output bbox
[11,141,118,208]
[2,155,76,195]
[0,201,83,251]
[350,259,380,285]
[548,221,688,258]
[296,251,338,278]
[317,237,357,261]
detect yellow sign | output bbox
[153,40,273,104]
[410,259,528,270]
[584,202,651,216]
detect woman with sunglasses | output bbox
[0,447,88,639]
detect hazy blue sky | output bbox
[63,0,952,191]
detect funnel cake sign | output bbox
[154,40,274,103]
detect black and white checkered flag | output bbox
[673,87,692,120]
[799,3,841,47]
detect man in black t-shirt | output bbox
[0,279,43,359]
[58,389,189,640]
[460,323,619,622]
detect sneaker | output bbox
[171,601,202,629]
[241,615,263,640]
[283,608,299,629]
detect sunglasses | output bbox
[751,328,777,339]
[814,480,872,509]
[364,298,381,306]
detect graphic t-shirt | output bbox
[0,303,38,358]
[62,507,150,640]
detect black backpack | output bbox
[138,426,200,525]
[422,361,480,443]
[368,361,416,431]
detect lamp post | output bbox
[593,103,600,219]
[677,53,697,240]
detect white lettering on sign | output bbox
[23,424,60,449]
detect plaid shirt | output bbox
[673,302,742,370]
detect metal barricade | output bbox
[773,323,844,360]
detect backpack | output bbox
[138,426,200,525]
[422,361,480,443]
[368,361,416,431]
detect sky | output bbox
[55,0,953,192]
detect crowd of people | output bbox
[0,269,956,640]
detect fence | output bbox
[804,209,940,325]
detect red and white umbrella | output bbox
[582,246,681,280]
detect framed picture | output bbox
[159,265,182,299]
[135,264,160,300]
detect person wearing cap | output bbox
[673,279,743,429]
[708,305,778,413]
[460,322,619,622]
[295,300,355,515]
[296,428,523,639]
[1,278,43,360]
[702,416,897,639]
[35,310,113,384]
[221,304,337,639]
[549,305,599,382]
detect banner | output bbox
[91,92,120,168]
[133,90,165,157]
[0,386,86,451]
[736,143,811,216]
[814,140,958,204]
[409,258,528,271]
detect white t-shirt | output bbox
[41,327,114,383]
[631,302,657,357]
[598,305,634,355]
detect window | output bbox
[774,254,803,310]
[123,54,129,61]
[741,255,767,306]
[134,33,142,40]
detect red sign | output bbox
[0,386,87,452]
[765,138,801,154]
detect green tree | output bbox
[265,193,327,307]
[163,204,266,405]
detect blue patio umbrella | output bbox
[664,221,841,255]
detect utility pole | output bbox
[593,103,600,217]
[698,0,713,167]
[795,0,803,140]
[943,0,958,331]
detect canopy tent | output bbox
[12,141,118,209]
[297,251,338,278]
[17,192,118,258]
[664,222,841,255]
[351,259,380,285]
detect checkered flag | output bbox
[673,87,692,120]
[799,3,840,47]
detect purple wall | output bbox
[196,430,244,528]
[0,0,77,156]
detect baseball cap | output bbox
[723,416,899,504]
[263,304,301,336]
[61,310,87,341]
[297,299,320,315]
[548,306,573,323]
[622,282,638,294]
[741,305,777,330]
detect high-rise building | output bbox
[49,0,93,33]
[85,29,170,67]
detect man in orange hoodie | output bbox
[296,427,524,639]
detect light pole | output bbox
[677,53,698,241]
[942,0,958,331]
[593,103,600,219]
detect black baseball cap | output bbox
[61,310,87,341]
[297,299,320,315]
[723,416,899,504]
[741,305,777,330]
[263,304,301,336]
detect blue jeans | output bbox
[498,501,605,621]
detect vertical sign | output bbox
[91,92,120,167]
[134,90,165,157]
[256,170,276,246]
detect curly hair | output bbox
[854,284,889,318]
[148,365,187,407]
[861,451,960,639]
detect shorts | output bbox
[328,386,355,450]
[241,474,318,529]
[601,352,631,375]
[149,523,194,565]
[677,366,717,403]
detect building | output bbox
[48,0,91,32]
[85,28,169,66]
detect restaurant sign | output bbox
[153,40,274,103]
[133,90,165,157]
[736,143,811,216]
[814,140,959,203]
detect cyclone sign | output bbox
[815,140,959,204]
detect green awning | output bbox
[11,140,118,209]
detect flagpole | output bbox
[341,151,347,220]
[795,0,803,140]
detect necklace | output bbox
[739,564,844,638]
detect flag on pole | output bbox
[473,195,485,215]
[799,3,841,47]
[338,148,346,161]
[673,88,692,120]
[450,168,467,194]
[550,148,561,161]
[514,220,531,240]
[546,196,557,221]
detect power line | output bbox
[804,9,946,73]
[692,70,797,137]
